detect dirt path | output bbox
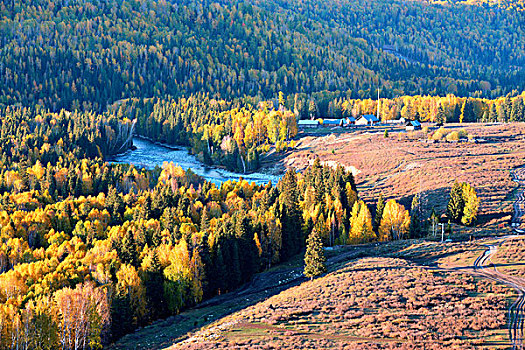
[473,239,525,349]
[512,166,525,233]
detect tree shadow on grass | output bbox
[109,260,308,350]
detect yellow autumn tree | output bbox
[348,200,375,244]
[54,281,110,350]
[379,199,411,241]
[461,183,480,226]
[116,264,147,323]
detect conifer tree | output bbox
[304,225,326,280]
[279,169,303,259]
[374,194,385,232]
[409,194,422,238]
[146,250,166,318]
[120,230,138,267]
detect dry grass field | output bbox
[269,123,525,228]
[112,238,522,350]
[491,236,525,279]
[169,256,512,350]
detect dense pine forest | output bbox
[1,0,525,111]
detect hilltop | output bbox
[1,0,525,111]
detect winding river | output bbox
[111,137,282,186]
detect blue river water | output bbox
[111,137,282,186]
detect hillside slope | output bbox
[166,254,511,349]
[1,0,525,111]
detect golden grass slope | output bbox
[279,123,525,227]
[169,256,512,349]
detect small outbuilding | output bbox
[344,117,356,127]
[384,117,406,124]
[298,120,320,128]
[355,114,380,126]
[405,120,422,131]
[322,119,343,127]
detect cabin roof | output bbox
[298,119,319,125]
[359,114,380,122]
[323,119,342,125]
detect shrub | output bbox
[431,127,448,140]
[446,131,460,142]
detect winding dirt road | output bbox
[511,166,525,232]
[469,166,525,348]
[473,240,524,349]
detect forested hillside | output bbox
[1,0,525,111]
[0,105,385,348]
[0,0,519,348]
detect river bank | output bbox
[111,137,283,186]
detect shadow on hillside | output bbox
[110,259,307,350]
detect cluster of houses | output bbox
[298,115,422,131]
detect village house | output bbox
[322,119,343,127]
[405,120,422,131]
[355,114,380,126]
[298,119,320,128]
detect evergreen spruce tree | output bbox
[374,194,385,232]
[279,169,303,260]
[409,194,422,238]
[121,230,138,267]
[146,250,167,319]
[304,225,326,280]
[460,98,476,123]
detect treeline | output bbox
[0,105,134,164]
[428,0,525,11]
[112,94,298,173]
[1,0,525,112]
[301,93,525,123]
